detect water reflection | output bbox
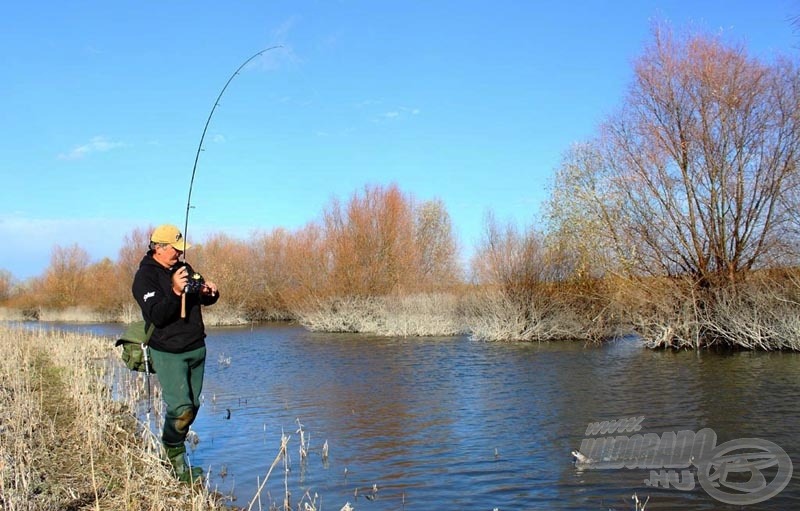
[188,326,800,509]
[34,321,800,509]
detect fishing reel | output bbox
[175,266,205,319]
[184,271,206,294]
[173,264,205,294]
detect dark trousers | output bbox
[149,346,206,446]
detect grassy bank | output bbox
[615,273,800,350]
[0,325,227,511]
[295,293,467,336]
[5,270,800,350]
[293,289,615,342]
[293,275,800,350]
[0,304,254,327]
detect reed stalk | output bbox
[0,325,226,510]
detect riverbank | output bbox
[5,273,800,351]
[0,325,228,510]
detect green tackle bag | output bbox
[115,321,156,373]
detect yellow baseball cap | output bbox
[151,224,191,251]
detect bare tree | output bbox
[117,226,152,278]
[471,212,550,294]
[42,244,90,307]
[595,24,800,285]
[0,269,15,302]
[323,184,417,296]
[196,232,253,309]
[246,226,322,319]
[414,198,461,288]
[84,257,121,312]
[281,222,329,303]
[116,226,152,310]
[545,143,624,280]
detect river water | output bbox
[57,322,800,509]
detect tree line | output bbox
[3,24,800,349]
[2,184,463,319]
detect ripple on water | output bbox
[129,324,800,510]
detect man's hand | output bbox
[172,266,188,295]
[202,280,218,297]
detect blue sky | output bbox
[1,1,797,280]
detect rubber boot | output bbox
[164,443,204,484]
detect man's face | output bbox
[153,244,183,268]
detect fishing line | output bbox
[182,46,282,262]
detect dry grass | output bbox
[614,273,800,350]
[295,293,466,336]
[0,307,27,321]
[201,302,251,327]
[462,278,619,343]
[0,302,284,329]
[36,306,121,323]
[697,283,800,350]
[0,305,136,324]
[0,325,228,510]
[0,325,348,511]
[464,289,583,342]
[614,276,705,349]
[463,288,605,342]
[0,324,660,510]
[9,267,800,352]
[294,287,618,342]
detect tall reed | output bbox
[0,325,226,510]
[0,325,350,510]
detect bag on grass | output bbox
[115,321,156,373]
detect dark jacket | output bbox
[131,252,219,353]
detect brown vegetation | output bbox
[288,184,464,333]
[297,293,466,336]
[544,23,800,349]
[615,270,800,350]
[0,325,347,510]
[0,184,467,336]
[3,24,800,350]
[0,325,228,510]
[467,213,615,342]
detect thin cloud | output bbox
[271,16,297,42]
[254,44,298,71]
[376,106,421,123]
[58,136,126,160]
[248,17,301,71]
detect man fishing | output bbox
[132,224,219,483]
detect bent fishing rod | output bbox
[182,45,282,264]
[177,46,281,317]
